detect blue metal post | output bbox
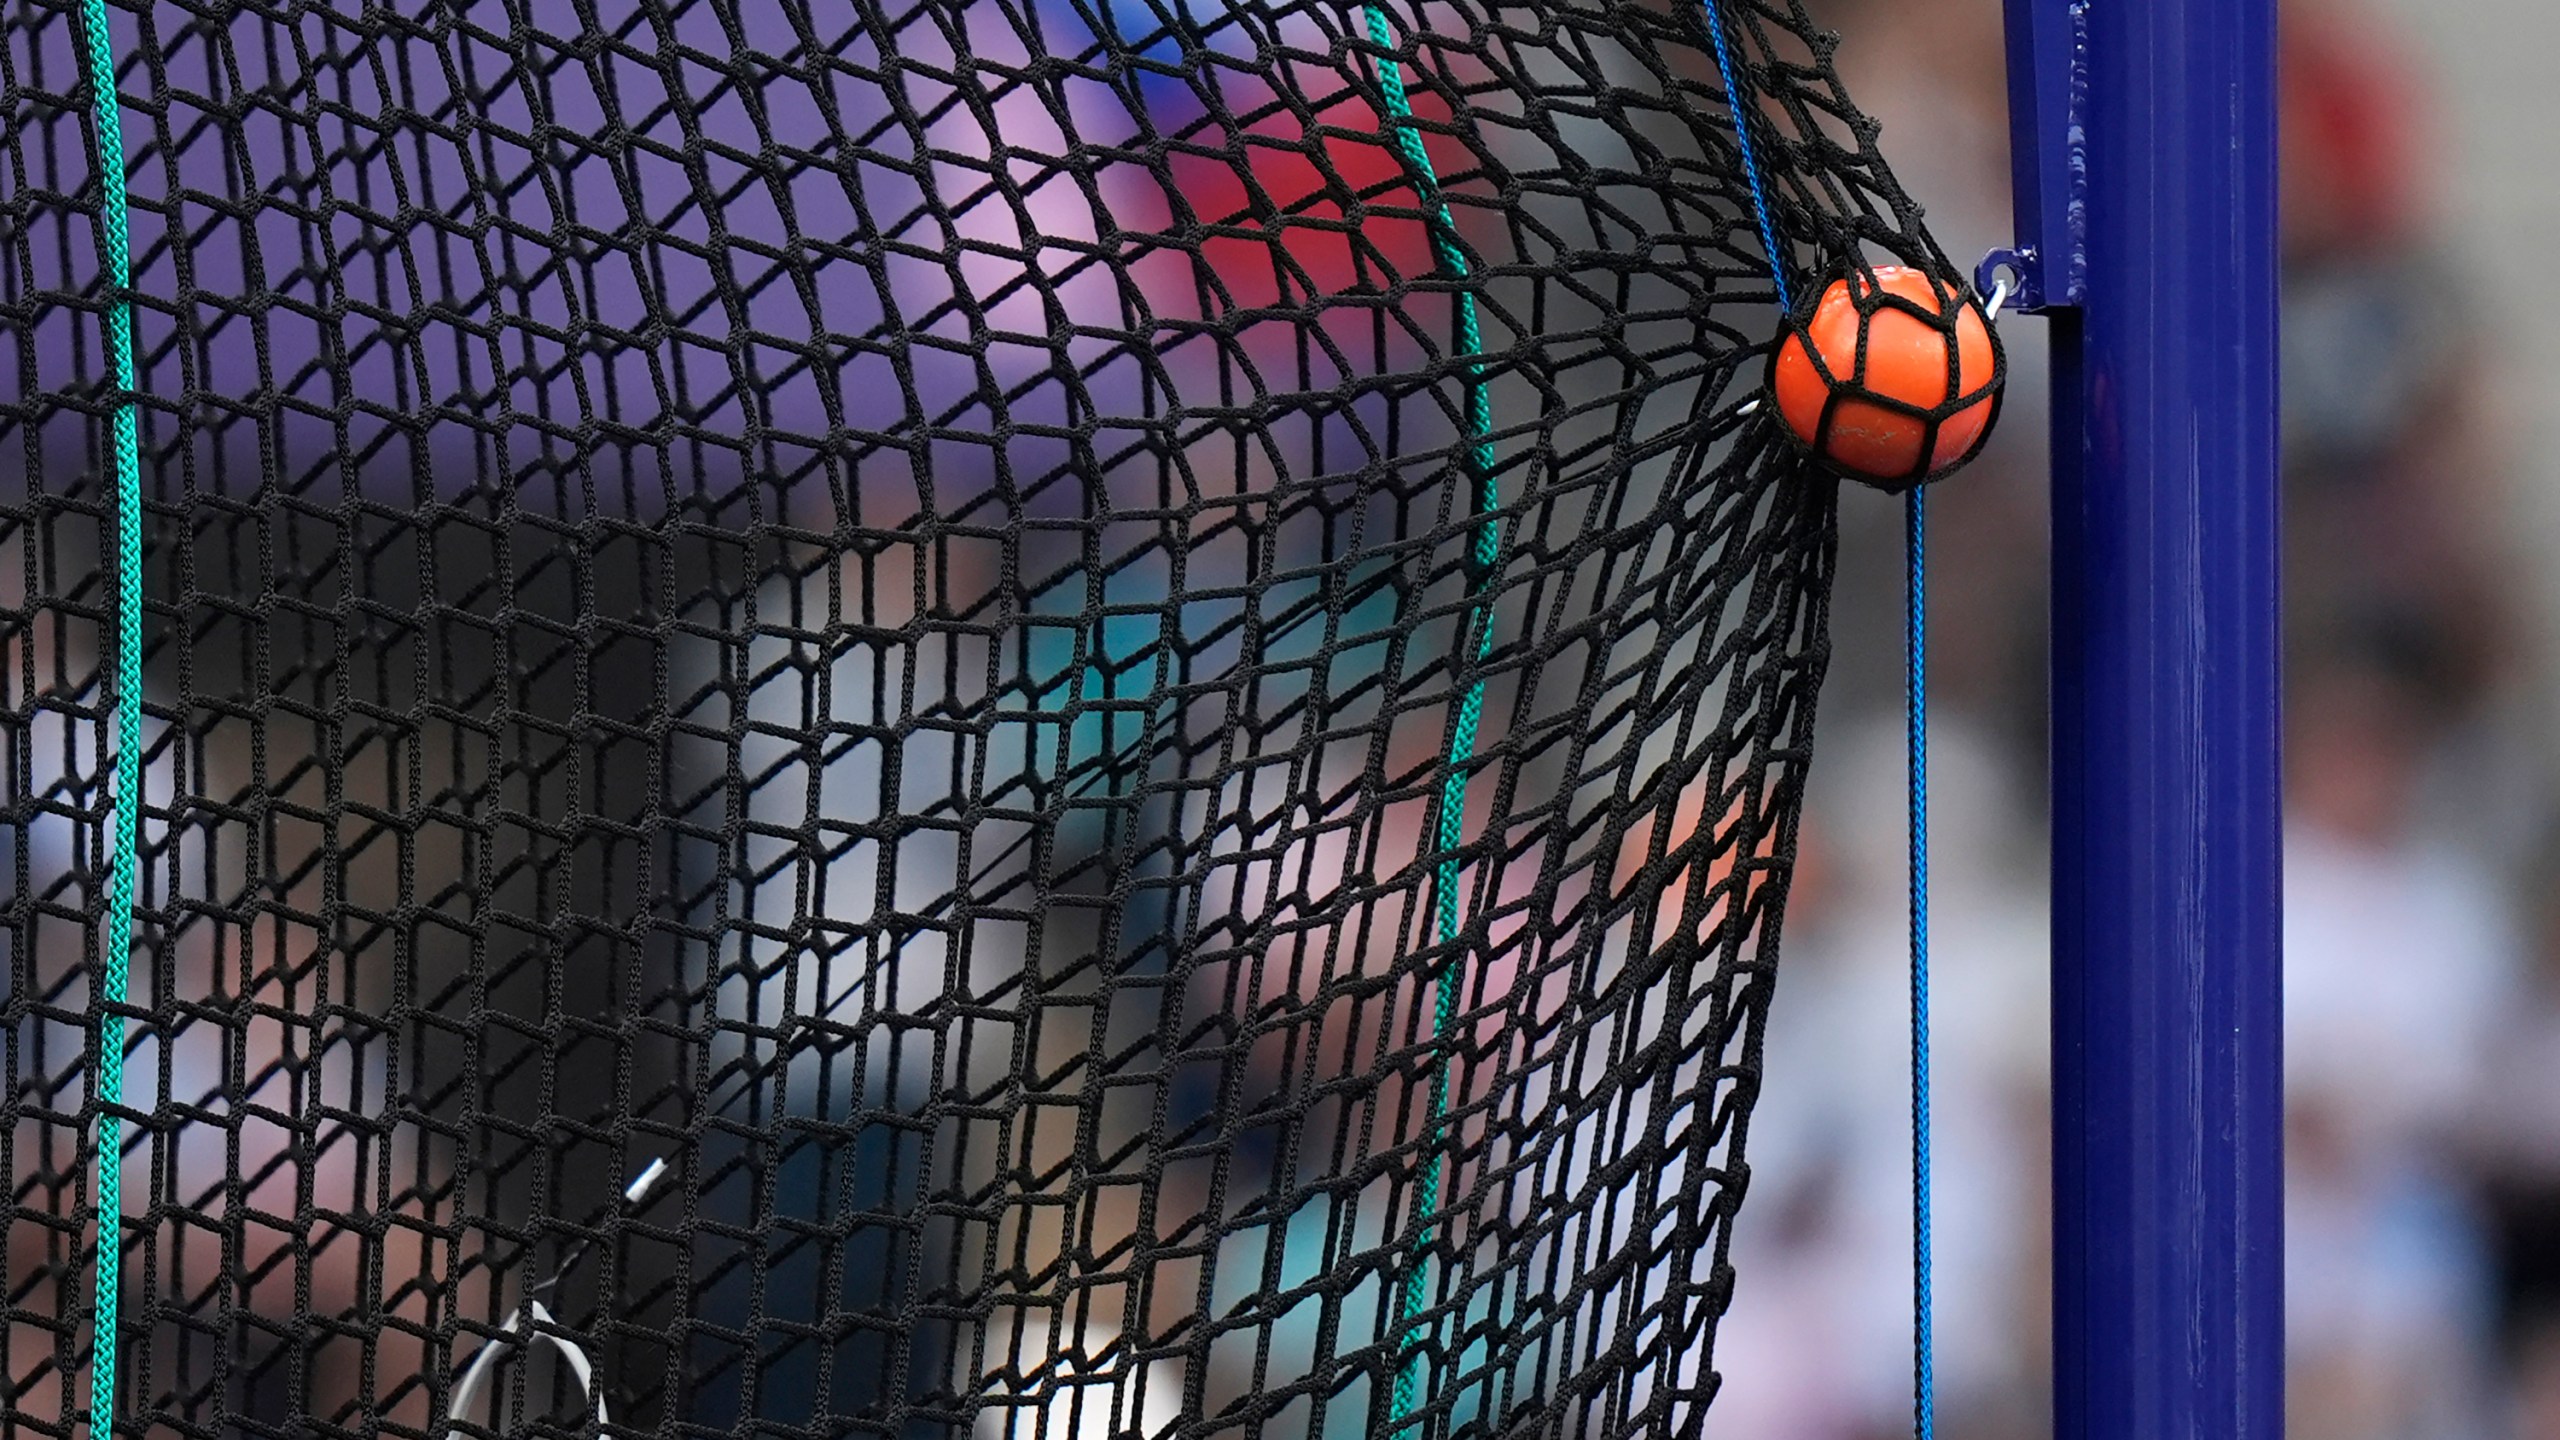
[2002,0,2284,1435]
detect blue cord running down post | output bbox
[1906,491,1933,1440]
[1362,8,1499,1436]
[74,0,145,1432]
[1699,0,1936,1434]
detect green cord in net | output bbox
[74,0,143,1430]
[1363,8,1501,1434]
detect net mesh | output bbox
[0,1,1970,1436]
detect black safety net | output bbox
[0,1,1974,1436]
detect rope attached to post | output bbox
[1702,2,1937,1435]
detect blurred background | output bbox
[1716,0,2560,1436]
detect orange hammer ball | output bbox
[1771,264,2000,487]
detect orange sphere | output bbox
[1772,265,1998,486]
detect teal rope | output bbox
[1364,9,1496,1437]
[75,0,144,1432]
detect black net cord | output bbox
[0,1,1969,1436]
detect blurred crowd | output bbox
[1719,0,2560,1436]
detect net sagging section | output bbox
[0,2,1963,1436]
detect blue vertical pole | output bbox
[2009,0,2284,1434]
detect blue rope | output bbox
[74,0,144,1434]
[1700,1,1934,1434]
[1361,10,1498,1437]
[1698,0,1794,315]
[1907,490,1933,1440]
